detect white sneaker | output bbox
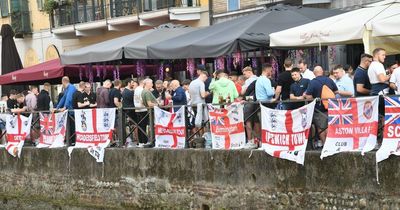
[317,140,323,148]
[244,142,258,149]
[127,142,137,148]
[137,143,145,148]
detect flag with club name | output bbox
[68,108,116,162]
[208,103,245,149]
[377,96,400,162]
[261,100,315,165]
[5,114,32,157]
[321,96,379,159]
[154,106,186,149]
[37,110,67,148]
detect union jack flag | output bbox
[384,96,400,125]
[40,113,55,136]
[328,98,353,125]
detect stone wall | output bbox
[0,148,399,209]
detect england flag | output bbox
[261,100,315,165]
[5,114,32,157]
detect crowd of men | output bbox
[1,47,398,149]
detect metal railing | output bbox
[110,0,138,18]
[51,0,201,28]
[0,100,316,147]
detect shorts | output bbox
[188,107,197,128]
[313,110,328,130]
[244,103,260,123]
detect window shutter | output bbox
[0,0,9,17]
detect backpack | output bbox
[318,79,335,109]
[321,85,335,109]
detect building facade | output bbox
[0,0,210,71]
[211,0,382,24]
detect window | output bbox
[37,0,43,11]
[0,0,9,17]
[227,0,239,12]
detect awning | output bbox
[60,24,197,65]
[0,59,164,85]
[269,0,400,55]
[147,5,342,59]
[0,59,65,85]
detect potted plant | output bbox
[44,0,59,14]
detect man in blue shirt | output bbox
[332,64,354,97]
[305,66,338,146]
[289,67,310,100]
[167,80,187,112]
[289,67,310,109]
[56,76,77,110]
[353,54,373,96]
[255,64,275,102]
[56,76,77,146]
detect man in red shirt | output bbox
[229,72,243,95]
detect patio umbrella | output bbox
[147,5,342,59]
[60,24,197,65]
[1,24,24,93]
[269,0,400,55]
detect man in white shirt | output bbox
[241,66,258,95]
[298,59,315,80]
[368,48,390,95]
[133,78,149,146]
[389,63,400,94]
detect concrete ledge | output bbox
[0,148,399,209]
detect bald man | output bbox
[96,80,112,108]
[166,80,187,112]
[304,65,338,146]
[56,76,77,110]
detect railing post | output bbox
[101,0,105,18]
[91,0,95,20]
[117,108,125,147]
[73,0,79,24]
[83,0,88,22]
[148,108,155,144]
[185,105,189,147]
[66,111,71,146]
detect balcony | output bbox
[51,0,201,38]
[169,0,201,21]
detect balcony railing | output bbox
[110,0,138,18]
[51,0,201,29]
[139,0,200,13]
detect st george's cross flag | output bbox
[261,100,315,165]
[321,96,379,159]
[377,96,400,162]
[37,110,67,148]
[5,114,32,157]
[208,103,245,149]
[154,106,186,149]
[68,108,116,162]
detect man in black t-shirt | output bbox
[37,83,51,111]
[109,80,122,108]
[7,89,18,110]
[275,58,295,102]
[10,93,27,113]
[72,82,87,110]
[82,82,96,109]
[353,54,373,96]
[122,79,135,109]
